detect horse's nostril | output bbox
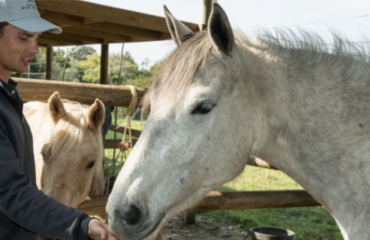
[123,204,142,225]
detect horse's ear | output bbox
[87,98,105,132]
[164,5,194,46]
[208,2,234,56]
[48,92,67,124]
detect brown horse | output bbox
[24,92,105,208]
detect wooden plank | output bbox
[78,190,320,217]
[62,27,130,43]
[103,140,121,149]
[15,78,146,107]
[41,10,166,41]
[42,31,104,45]
[103,139,138,149]
[79,194,109,218]
[192,190,320,211]
[35,0,199,33]
[100,44,109,84]
[109,125,142,138]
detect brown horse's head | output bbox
[24,92,105,208]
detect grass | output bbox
[198,166,343,240]
[103,116,343,240]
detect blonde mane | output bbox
[43,101,103,164]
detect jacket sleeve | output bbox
[0,116,91,240]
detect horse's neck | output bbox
[243,49,370,235]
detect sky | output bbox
[75,0,370,68]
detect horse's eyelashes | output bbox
[191,102,214,115]
[86,160,95,170]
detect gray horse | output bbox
[107,3,370,240]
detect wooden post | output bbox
[100,44,109,84]
[46,47,52,80]
[201,0,213,30]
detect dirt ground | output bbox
[160,215,250,240]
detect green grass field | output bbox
[201,166,342,240]
[103,118,343,240]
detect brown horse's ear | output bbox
[164,5,194,46]
[208,2,234,56]
[48,92,67,124]
[87,99,105,132]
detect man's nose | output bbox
[29,39,39,54]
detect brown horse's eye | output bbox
[86,160,95,170]
[41,144,52,163]
[41,152,47,162]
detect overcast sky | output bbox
[79,0,370,67]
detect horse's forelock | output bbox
[142,32,213,112]
[46,104,102,162]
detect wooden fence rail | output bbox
[15,78,146,107]
[79,190,320,218]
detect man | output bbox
[0,0,118,239]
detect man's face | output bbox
[0,24,40,82]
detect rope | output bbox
[120,85,137,150]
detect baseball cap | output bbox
[0,0,62,34]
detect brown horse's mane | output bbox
[43,101,102,163]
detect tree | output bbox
[109,52,139,85]
[53,48,71,68]
[69,46,96,61]
[29,47,46,79]
[78,52,101,83]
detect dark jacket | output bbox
[0,79,91,240]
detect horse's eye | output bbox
[41,152,47,162]
[191,102,214,115]
[86,160,95,170]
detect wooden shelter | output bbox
[33,0,200,83]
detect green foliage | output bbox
[69,46,96,61]
[109,52,139,85]
[30,47,46,75]
[28,46,156,87]
[78,52,101,83]
[53,48,71,68]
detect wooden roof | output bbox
[35,0,200,47]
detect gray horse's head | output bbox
[107,3,253,240]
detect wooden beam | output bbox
[45,47,52,80]
[37,37,82,46]
[41,10,163,41]
[42,32,104,45]
[63,27,130,43]
[103,140,121,149]
[100,44,109,84]
[14,78,146,107]
[202,0,213,30]
[192,190,320,211]
[103,139,138,149]
[109,125,142,138]
[35,0,199,33]
[79,190,320,217]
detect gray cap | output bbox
[0,0,62,34]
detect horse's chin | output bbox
[109,212,165,240]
